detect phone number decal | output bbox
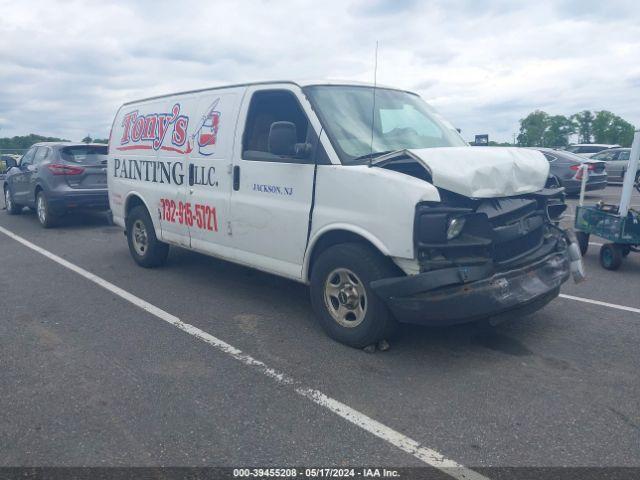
[160,198,218,231]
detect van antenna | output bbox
[368,40,378,167]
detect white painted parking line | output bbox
[588,241,603,246]
[559,294,640,315]
[0,225,486,480]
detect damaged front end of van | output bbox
[369,146,583,326]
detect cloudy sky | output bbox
[1,0,639,143]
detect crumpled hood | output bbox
[374,147,550,198]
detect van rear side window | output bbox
[61,145,108,164]
[242,90,309,161]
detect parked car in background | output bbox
[2,142,109,227]
[564,143,620,158]
[590,148,636,184]
[534,148,607,195]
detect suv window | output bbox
[619,150,630,161]
[34,147,50,164]
[20,147,37,166]
[242,90,310,162]
[61,145,108,164]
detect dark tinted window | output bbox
[242,90,309,161]
[61,145,108,164]
[557,150,593,163]
[579,146,607,154]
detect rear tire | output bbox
[126,205,169,268]
[36,191,58,228]
[4,187,22,215]
[575,231,589,256]
[600,243,623,271]
[310,243,398,348]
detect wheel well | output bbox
[125,195,146,220]
[34,185,43,200]
[306,230,391,280]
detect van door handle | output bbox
[233,166,240,191]
[188,164,195,186]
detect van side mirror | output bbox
[268,121,297,156]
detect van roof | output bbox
[122,79,416,106]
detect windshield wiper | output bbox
[349,150,393,164]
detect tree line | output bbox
[0,134,107,153]
[517,110,635,148]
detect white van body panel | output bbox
[302,165,440,280]
[107,80,573,344]
[109,96,194,247]
[108,80,552,285]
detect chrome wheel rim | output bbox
[5,189,12,210]
[323,268,367,328]
[37,195,46,224]
[132,220,148,256]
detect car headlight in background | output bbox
[446,216,466,240]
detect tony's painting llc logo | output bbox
[194,98,221,156]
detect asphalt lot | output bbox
[1,184,639,474]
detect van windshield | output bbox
[304,85,467,164]
[61,145,108,164]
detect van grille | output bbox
[479,198,545,264]
[493,226,544,263]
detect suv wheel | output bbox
[310,243,398,348]
[36,191,58,228]
[4,187,22,215]
[126,205,169,268]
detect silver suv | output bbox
[3,142,109,227]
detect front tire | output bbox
[126,205,169,268]
[4,187,22,215]
[310,243,398,348]
[36,191,58,228]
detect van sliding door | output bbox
[184,90,241,255]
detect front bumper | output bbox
[371,250,571,326]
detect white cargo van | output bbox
[108,80,577,347]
